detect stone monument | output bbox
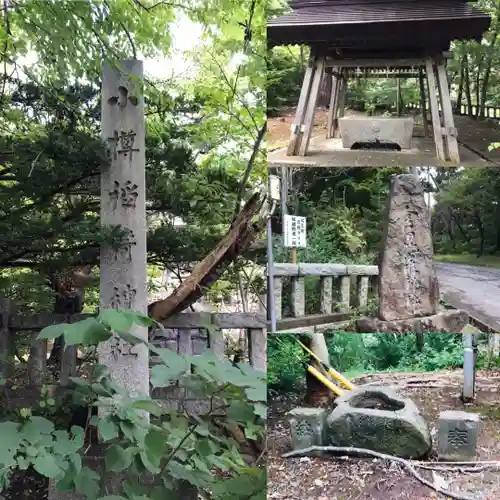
[48,60,150,500]
[99,60,149,396]
[356,174,468,333]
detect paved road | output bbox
[436,262,500,330]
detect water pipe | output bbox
[462,329,475,402]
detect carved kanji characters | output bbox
[109,180,139,209]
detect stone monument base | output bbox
[356,310,469,334]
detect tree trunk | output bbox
[47,266,92,369]
[464,63,473,117]
[455,56,466,114]
[479,39,499,118]
[450,207,471,243]
[474,210,485,257]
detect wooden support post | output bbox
[298,56,326,156]
[418,69,429,137]
[396,78,401,116]
[334,71,346,138]
[425,58,446,162]
[326,67,340,139]
[287,55,315,156]
[436,60,460,165]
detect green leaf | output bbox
[22,416,54,442]
[16,456,30,470]
[144,427,168,462]
[123,477,149,498]
[121,310,154,327]
[195,438,216,457]
[0,421,21,449]
[33,454,63,478]
[0,448,16,468]
[74,466,100,500]
[131,399,165,417]
[91,383,114,397]
[151,347,190,373]
[38,323,69,340]
[98,309,133,334]
[105,444,132,473]
[97,418,119,442]
[227,401,255,422]
[245,384,266,402]
[253,403,267,419]
[139,450,161,474]
[63,318,111,346]
[68,377,91,388]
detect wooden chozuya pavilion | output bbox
[268,0,491,166]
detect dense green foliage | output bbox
[0,310,266,499]
[269,332,475,392]
[432,168,500,257]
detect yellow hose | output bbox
[307,365,344,396]
[297,339,355,391]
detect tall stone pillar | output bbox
[99,60,149,397]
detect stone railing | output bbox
[270,263,379,331]
[0,299,266,387]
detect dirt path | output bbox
[267,108,330,151]
[268,370,500,500]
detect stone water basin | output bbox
[326,386,432,459]
[338,116,414,150]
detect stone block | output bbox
[326,386,432,459]
[437,410,480,461]
[339,117,414,149]
[356,310,469,334]
[287,407,327,451]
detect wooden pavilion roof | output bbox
[268,0,491,51]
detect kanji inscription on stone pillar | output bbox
[99,60,149,397]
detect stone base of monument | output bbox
[326,386,432,459]
[355,310,469,334]
[338,117,414,149]
[437,410,480,461]
[287,407,327,454]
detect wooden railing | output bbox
[407,101,500,120]
[270,263,379,332]
[0,299,266,386]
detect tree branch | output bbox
[282,446,473,500]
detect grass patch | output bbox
[435,254,500,269]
